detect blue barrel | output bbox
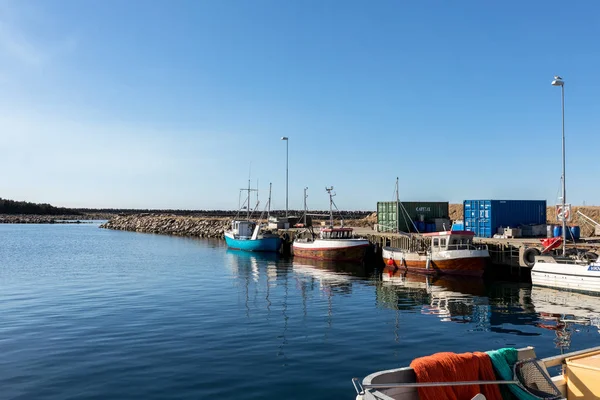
[415,221,425,232]
[570,226,581,241]
[426,223,436,232]
[553,225,562,238]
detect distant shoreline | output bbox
[0,214,110,224]
[0,210,375,224]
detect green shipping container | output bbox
[377,201,449,233]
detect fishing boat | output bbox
[292,187,369,262]
[382,230,490,277]
[353,345,600,400]
[224,182,282,253]
[531,76,600,292]
[380,178,489,276]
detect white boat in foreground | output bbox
[532,254,600,292]
[354,345,600,400]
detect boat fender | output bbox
[386,259,395,266]
[523,247,541,268]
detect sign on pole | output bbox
[556,204,572,222]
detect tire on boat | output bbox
[584,251,599,262]
[523,247,541,268]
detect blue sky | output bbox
[1,0,599,210]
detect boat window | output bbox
[433,238,439,247]
[440,238,447,247]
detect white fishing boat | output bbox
[353,345,600,400]
[531,76,600,292]
[292,187,369,262]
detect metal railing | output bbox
[443,243,488,251]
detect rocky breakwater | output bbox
[100,214,232,238]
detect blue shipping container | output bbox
[463,200,547,238]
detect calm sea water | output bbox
[2,224,600,399]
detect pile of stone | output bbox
[100,214,232,238]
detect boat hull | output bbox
[532,260,600,293]
[224,233,282,252]
[293,239,369,262]
[382,247,488,277]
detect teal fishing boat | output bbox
[224,181,282,253]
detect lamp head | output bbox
[552,76,564,86]
[281,136,288,140]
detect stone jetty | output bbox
[100,214,232,238]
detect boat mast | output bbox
[395,177,399,233]
[326,186,334,227]
[268,182,272,221]
[247,178,251,220]
[303,187,308,226]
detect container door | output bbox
[464,200,492,238]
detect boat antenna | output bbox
[325,186,335,227]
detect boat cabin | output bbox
[231,220,256,238]
[422,231,476,251]
[319,227,354,240]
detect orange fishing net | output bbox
[409,351,502,400]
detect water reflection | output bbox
[531,286,600,351]
[223,250,600,352]
[292,258,369,296]
[378,270,490,328]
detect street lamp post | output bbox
[281,137,289,218]
[551,75,566,256]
